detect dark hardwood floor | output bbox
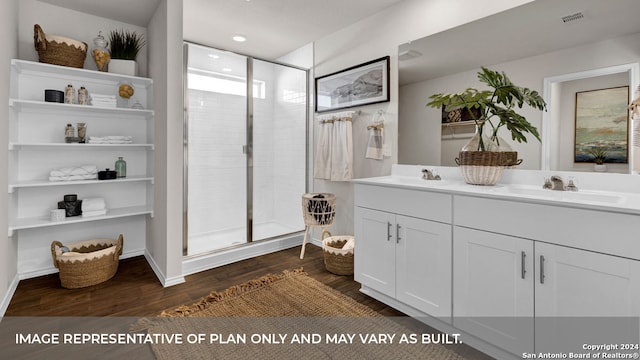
[5,244,493,359]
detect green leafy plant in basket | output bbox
[108,29,146,60]
[426,67,547,151]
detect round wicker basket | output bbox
[302,193,336,227]
[51,234,123,289]
[34,24,87,68]
[455,151,511,185]
[321,230,354,276]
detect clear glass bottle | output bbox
[115,157,127,178]
[64,123,74,138]
[64,84,75,104]
[92,31,110,72]
[77,86,89,105]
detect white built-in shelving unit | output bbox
[8,59,154,238]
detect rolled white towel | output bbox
[342,238,355,250]
[82,197,106,212]
[79,165,98,174]
[66,174,97,181]
[50,167,73,177]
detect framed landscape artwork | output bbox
[574,86,629,163]
[315,56,390,113]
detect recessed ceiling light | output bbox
[222,68,232,72]
[232,35,247,42]
[208,54,219,59]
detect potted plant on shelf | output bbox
[588,147,608,172]
[427,67,547,185]
[108,29,145,76]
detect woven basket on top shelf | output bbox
[34,24,87,69]
[51,234,123,289]
[321,230,354,276]
[302,193,336,227]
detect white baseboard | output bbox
[182,233,303,276]
[144,250,185,287]
[0,274,20,319]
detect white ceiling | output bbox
[398,0,640,85]
[39,0,405,60]
[39,0,161,27]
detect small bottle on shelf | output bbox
[115,157,127,178]
[64,84,75,104]
[64,123,74,138]
[77,86,89,105]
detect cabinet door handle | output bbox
[540,255,545,284]
[396,224,402,243]
[387,222,392,241]
[521,251,526,279]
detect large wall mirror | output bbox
[398,0,640,174]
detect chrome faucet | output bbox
[543,175,578,191]
[422,168,441,180]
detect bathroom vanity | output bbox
[353,165,640,359]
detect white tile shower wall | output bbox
[272,65,306,231]
[252,60,276,232]
[188,90,247,238]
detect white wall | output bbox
[0,0,19,317]
[147,0,185,286]
[313,0,533,236]
[18,0,148,77]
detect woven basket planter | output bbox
[302,193,336,227]
[51,234,123,289]
[34,24,87,68]
[321,230,354,276]
[454,150,523,185]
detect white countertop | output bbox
[353,165,640,215]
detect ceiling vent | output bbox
[561,11,584,24]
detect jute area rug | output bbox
[138,268,464,360]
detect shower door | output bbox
[184,43,307,256]
[251,59,307,242]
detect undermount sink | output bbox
[373,176,451,187]
[497,185,623,204]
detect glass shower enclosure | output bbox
[183,42,308,256]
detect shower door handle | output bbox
[242,145,247,154]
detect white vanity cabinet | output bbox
[354,184,452,319]
[353,170,640,360]
[8,59,154,275]
[534,242,640,352]
[453,226,534,355]
[454,195,640,355]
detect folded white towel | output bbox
[82,198,106,212]
[48,174,97,181]
[87,136,133,144]
[50,165,97,178]
[82,209,108,217]
[87,140,134,144]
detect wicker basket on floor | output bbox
[51,234,123,289]
[322,230,354,276]
[34,24,87,68]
